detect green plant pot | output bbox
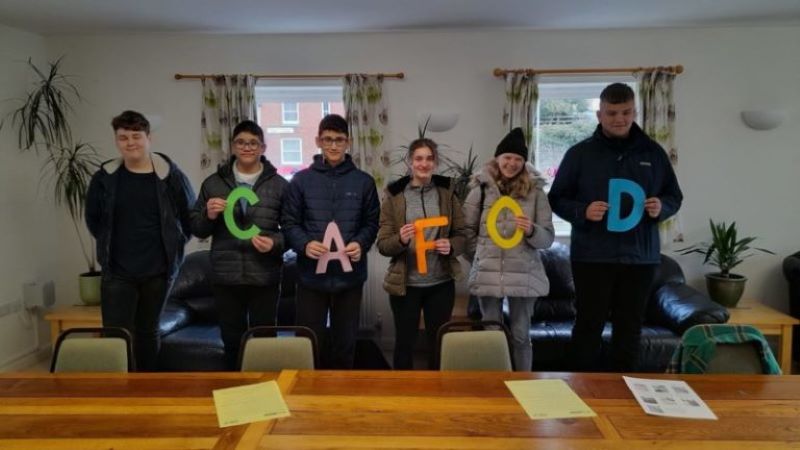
[79,272,102,306]
[705,273,747,308]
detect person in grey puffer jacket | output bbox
[463,128,555,371]
[190,120,288,369]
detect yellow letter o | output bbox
[486,196,524,250]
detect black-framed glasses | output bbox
[233,139,262,148]
[319,137,348,147]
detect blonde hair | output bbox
[487,159,533,199]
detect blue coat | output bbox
[282,154,380,292]
[548,123,683,264]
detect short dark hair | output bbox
[600,83,635,104]
[111,110,150,133]
[408,138,438,161]
[232,120,264,143]
[318,114,349,137]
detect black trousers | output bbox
[295,283,362,369]
[389,280,455,370]
[101,273,169,371]
[570,262,657,372]
[212,284,280,370]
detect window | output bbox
[281,102,299,124]
[533,77,637,237]
[256,82,343,179]
[321,101,331,117]
[281,138,303,165]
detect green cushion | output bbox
[440,330,512,371]
[54,338,129,373]
[240,337,315,371]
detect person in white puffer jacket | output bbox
[463,128,555,371]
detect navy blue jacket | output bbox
[85,152,195,279]
[548,123,682,264]
[281,154,380,292]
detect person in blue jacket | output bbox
[281,114,380,369]
[548,83,683,372]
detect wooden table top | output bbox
[1,370,799,449]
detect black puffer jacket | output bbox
[190,157,288,286]
[85,152,195,280]
[282,154,380,292]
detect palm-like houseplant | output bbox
[2,57,101,304]
[678,219,774,307]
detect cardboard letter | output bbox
[224,187,260,240]
[607,178,645,232]
[413,216,449,274]
[315,221,353,274]
[486,196,524,249]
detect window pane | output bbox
[281,138,303,165]
[282,102,299,124]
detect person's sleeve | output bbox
[526,187,555,249]
[654,149,683,221]
[173,168,196,242]
[547,146,588,226]
[84,172,102,238]
[189,180,215,239]
[461,185,481,260]
[281,179,312,254]
[376,192,407,257]
[351,180,380,252]
[265,181,287,255]
[448,193,468,258]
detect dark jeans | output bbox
[570,262,657,372]
[212,284,280,370]
[390,280,455,370]
[101,273,169,372]
[295,283,362,369]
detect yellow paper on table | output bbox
[505,379,596,420]
[212,380,291,428]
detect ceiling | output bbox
[1,0,799,35]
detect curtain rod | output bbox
[493,65,684,77]
[174,72,405,80]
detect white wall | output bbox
[0,24,58,369]
[31,25,800,349]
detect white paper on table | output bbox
[623,376,717,420]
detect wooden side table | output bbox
[44,305,102,346]
[726,301,799,374]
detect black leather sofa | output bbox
[469,243,730,372]
[783,251,800,363]
[157,250,388,371]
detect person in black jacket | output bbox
[281,114,380,369]
[548,83,683,372]
[85,110,195,371]
[190,120,288,369]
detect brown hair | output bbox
[408,138,438,161]
[487,159,532,198]
[111,110,150,133]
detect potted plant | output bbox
[2,57,101,305]
[678,219,774,307]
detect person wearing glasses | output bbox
[85,110,195,371]
[281,114,380,369]
[190,120,288,370]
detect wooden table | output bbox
[44,306,102,346]
[1,370,800,449]
[726,301,799,374]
